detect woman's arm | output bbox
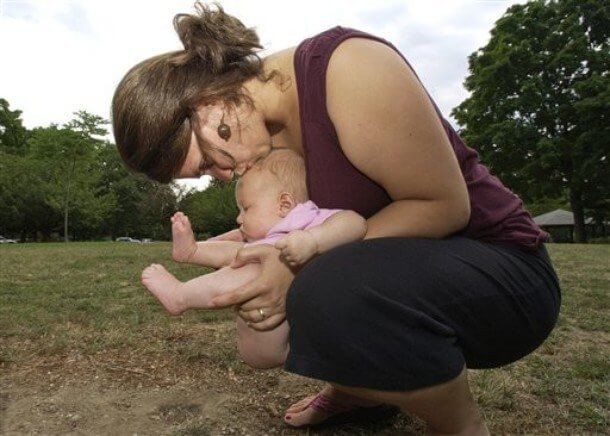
[326,38,471,239]
[364,199,469,240]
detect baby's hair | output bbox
[241,148,308,203]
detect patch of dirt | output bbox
[2,383,228,435]
[1,322,414,435]
[4,319,604,434]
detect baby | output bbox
[141,149,367,369]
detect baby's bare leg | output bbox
[142,262,289,368]
[171,212,197,263]
[142,263,262,315]
[208,264,289,368]
[236,317,289,369]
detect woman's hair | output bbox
[112,2,272,183]
[239,148,309,203]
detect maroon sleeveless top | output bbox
[293,26,548,250]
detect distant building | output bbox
[533,209,596,243]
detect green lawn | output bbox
[0,242,608,434]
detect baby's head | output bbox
[235,148,308,241]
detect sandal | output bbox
[284,392,397,428]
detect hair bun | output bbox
[173,2,262,73]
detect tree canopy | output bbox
[0,99,181,241]
[0,98,240,242]
[452,0,609,242]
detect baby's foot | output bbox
[171,212,197,263]
[141,264,186,315]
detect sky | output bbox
[0,0,526,190]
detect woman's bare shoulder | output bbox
[325,37,426,165]
[324,37,466,205]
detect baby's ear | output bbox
[278,192,296,217]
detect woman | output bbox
[112,4,560,434]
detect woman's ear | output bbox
[278,192,296,218]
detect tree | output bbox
[97,143,179,239]
[0,103,171,241]
[0,99,57,241]
[452,0,609,242]
[0,151,58,241]
[180,179,238,238]
[26,112,114,242]
[0,98,27,154]
[60,112,110,241]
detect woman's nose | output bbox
[234,163,249,177]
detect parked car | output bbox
[0,235,18,244]
[142,238,153,243]
[115,237,141,243]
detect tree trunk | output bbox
[570,189,587,243]
[63,156,77,242]
[20,214,28,243]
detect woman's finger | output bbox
[211,284,261,307]
[237,306,278,323]
[246,313,286,331]
[237,309,261,323]
[237,291,283,312]
[231,244,275,268]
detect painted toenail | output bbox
[285,415,291,420]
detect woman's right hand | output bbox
[211,244,296,331]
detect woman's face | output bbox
[175,103,272,182]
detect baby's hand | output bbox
[274,230,318,267]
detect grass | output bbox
[1,242,230,352]
[0,242,608,434]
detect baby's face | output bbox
[235,169,284,242]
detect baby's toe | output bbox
[141,266,153,279]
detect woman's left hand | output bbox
[211,244,296,331]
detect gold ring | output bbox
[258,308,267,321]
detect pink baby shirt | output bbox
[245,201,342,247]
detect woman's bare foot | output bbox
[141,264,186,315]
[171,212,197,263]
[284,384,380,427]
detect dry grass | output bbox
[0,242,608,434]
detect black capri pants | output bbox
[285,237,561,391]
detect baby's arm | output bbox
[206,228,244,242]
[275,210,367,266]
